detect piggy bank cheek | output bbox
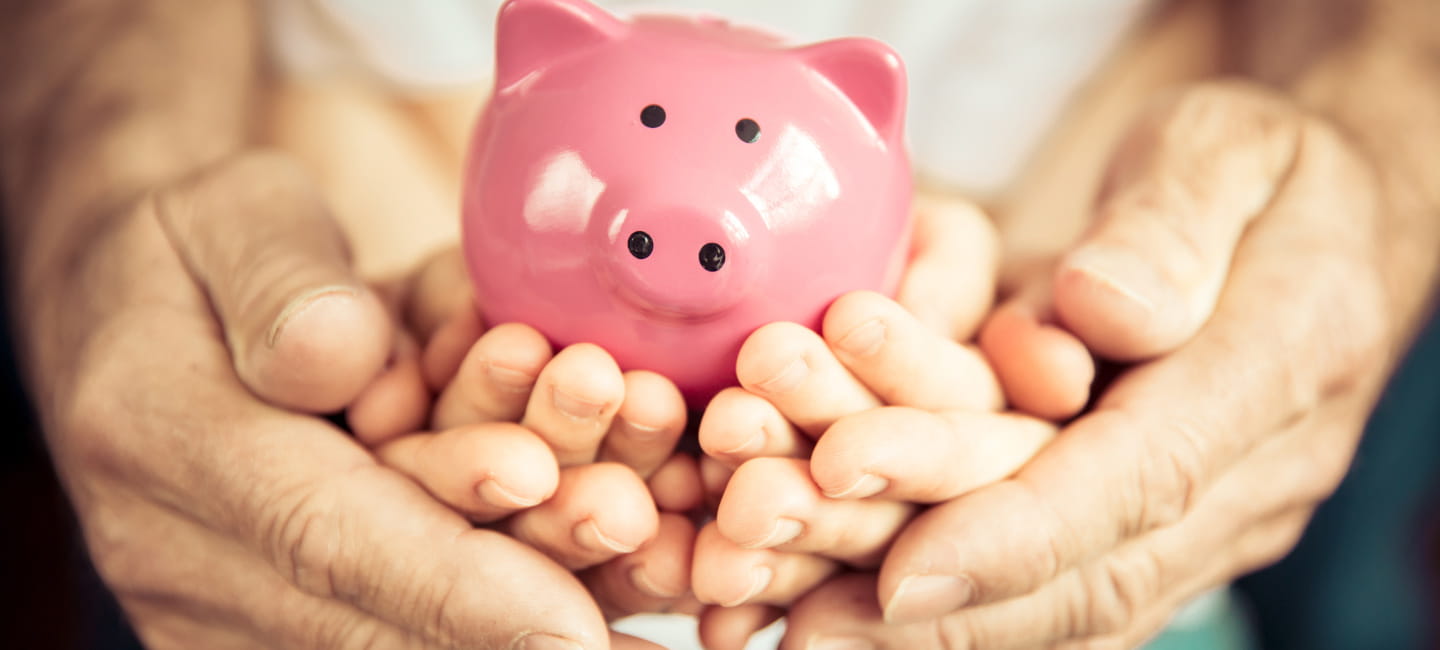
[589,200,769,320]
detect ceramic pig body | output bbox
[464,0,912,405]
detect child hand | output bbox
[689,196,1062,636]
[362,254,702,618]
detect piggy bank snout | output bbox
[599,207,764,319]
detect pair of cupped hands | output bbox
[38,83,1402,649]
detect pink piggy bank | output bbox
[463,0,912,406]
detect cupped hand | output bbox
[393,249,701,621]
[783,82,1437,648]
[18,152,635,649]
[691,196,1059,646]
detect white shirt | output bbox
[266,0,1151,196]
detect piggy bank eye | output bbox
[699,242,726,271]
[641,105,666,128]
[628,231,654,259]
[735,118,760,143]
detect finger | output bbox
[609,631,667,650]
[153,152,393,412]
[421,302,484,391]
[700,455,734,511]
[79,203,611,649]
[522,343,626,466]
[692,522,838,607]
[373,423,559,522]
[598,371,687,478]
[582,513,696,618]
[810,407,1055,502]
[717,458,915,567]
[793,505,1313,650]
[876,112,1383,621]
[432,322,552,429]
[822,291,1003,411]
[698,604,786,650]
[103,500,421,650]
[979,280,1095,421]
[648,452,704,513]
[736,322,880,438]
[895,194,1000,341]
[698,387,811,468]
[1053,82,1303,360]
[507,463,660,570]
[349,332,430,446]
[402,247,471,345]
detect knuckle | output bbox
[1011,480,1078,591]
[256,473,348,599]
[933,616,979,650]
[1076,548,1163,637]
[1132,422,1208,533]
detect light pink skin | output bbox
[464,0,912,406]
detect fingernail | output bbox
[573,518,639,554]
[1060,245,1164,315]
[476,478,545,509]
[512,632,582,650]
[629,565,681,599]
[486,361,537,393]
[884,574,975,623]
[553,387,604,420]
[836,319,886,357]
[719,565,774,607]
[756,357,808,394]
[267,285,358,348]
[807,636,877,650]
[716,429,765,456]
[742,517,804,548]
[620,418,665,442]
[823,473,889,499]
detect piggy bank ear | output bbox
[495,0,625,91]
[796,38,907,142]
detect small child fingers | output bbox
[736,322,881,438]
[896,195,1000,341]
[810,407,1057,504]
[979,296,1095,421]
[373,423,558,523]
[692,522,838,608]
[697,604,786,650]
[581,513,696,618]
[598,371,687,478]
[698,387,811,468]
[700,454,734,511]
[432,322,552,429]
[420,303,484,390]
[350,332,430,446]
[648,452,704,513]
[521,343,626,466]
[716,458,915,568]
[505,463,659,570]
[823,291,1004,412]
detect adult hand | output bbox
[17,153,633,649]
[781,81,1439,648]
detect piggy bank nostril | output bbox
[698,242,725,272]
[628,231,654,259]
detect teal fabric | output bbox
[1145,589,1255,650]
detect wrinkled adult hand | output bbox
[782,82,1439,648]
[17,152,635,649]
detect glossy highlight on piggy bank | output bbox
[463,0,913,405]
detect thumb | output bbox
[154,151,392,412]
[1054,82,1303,360]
